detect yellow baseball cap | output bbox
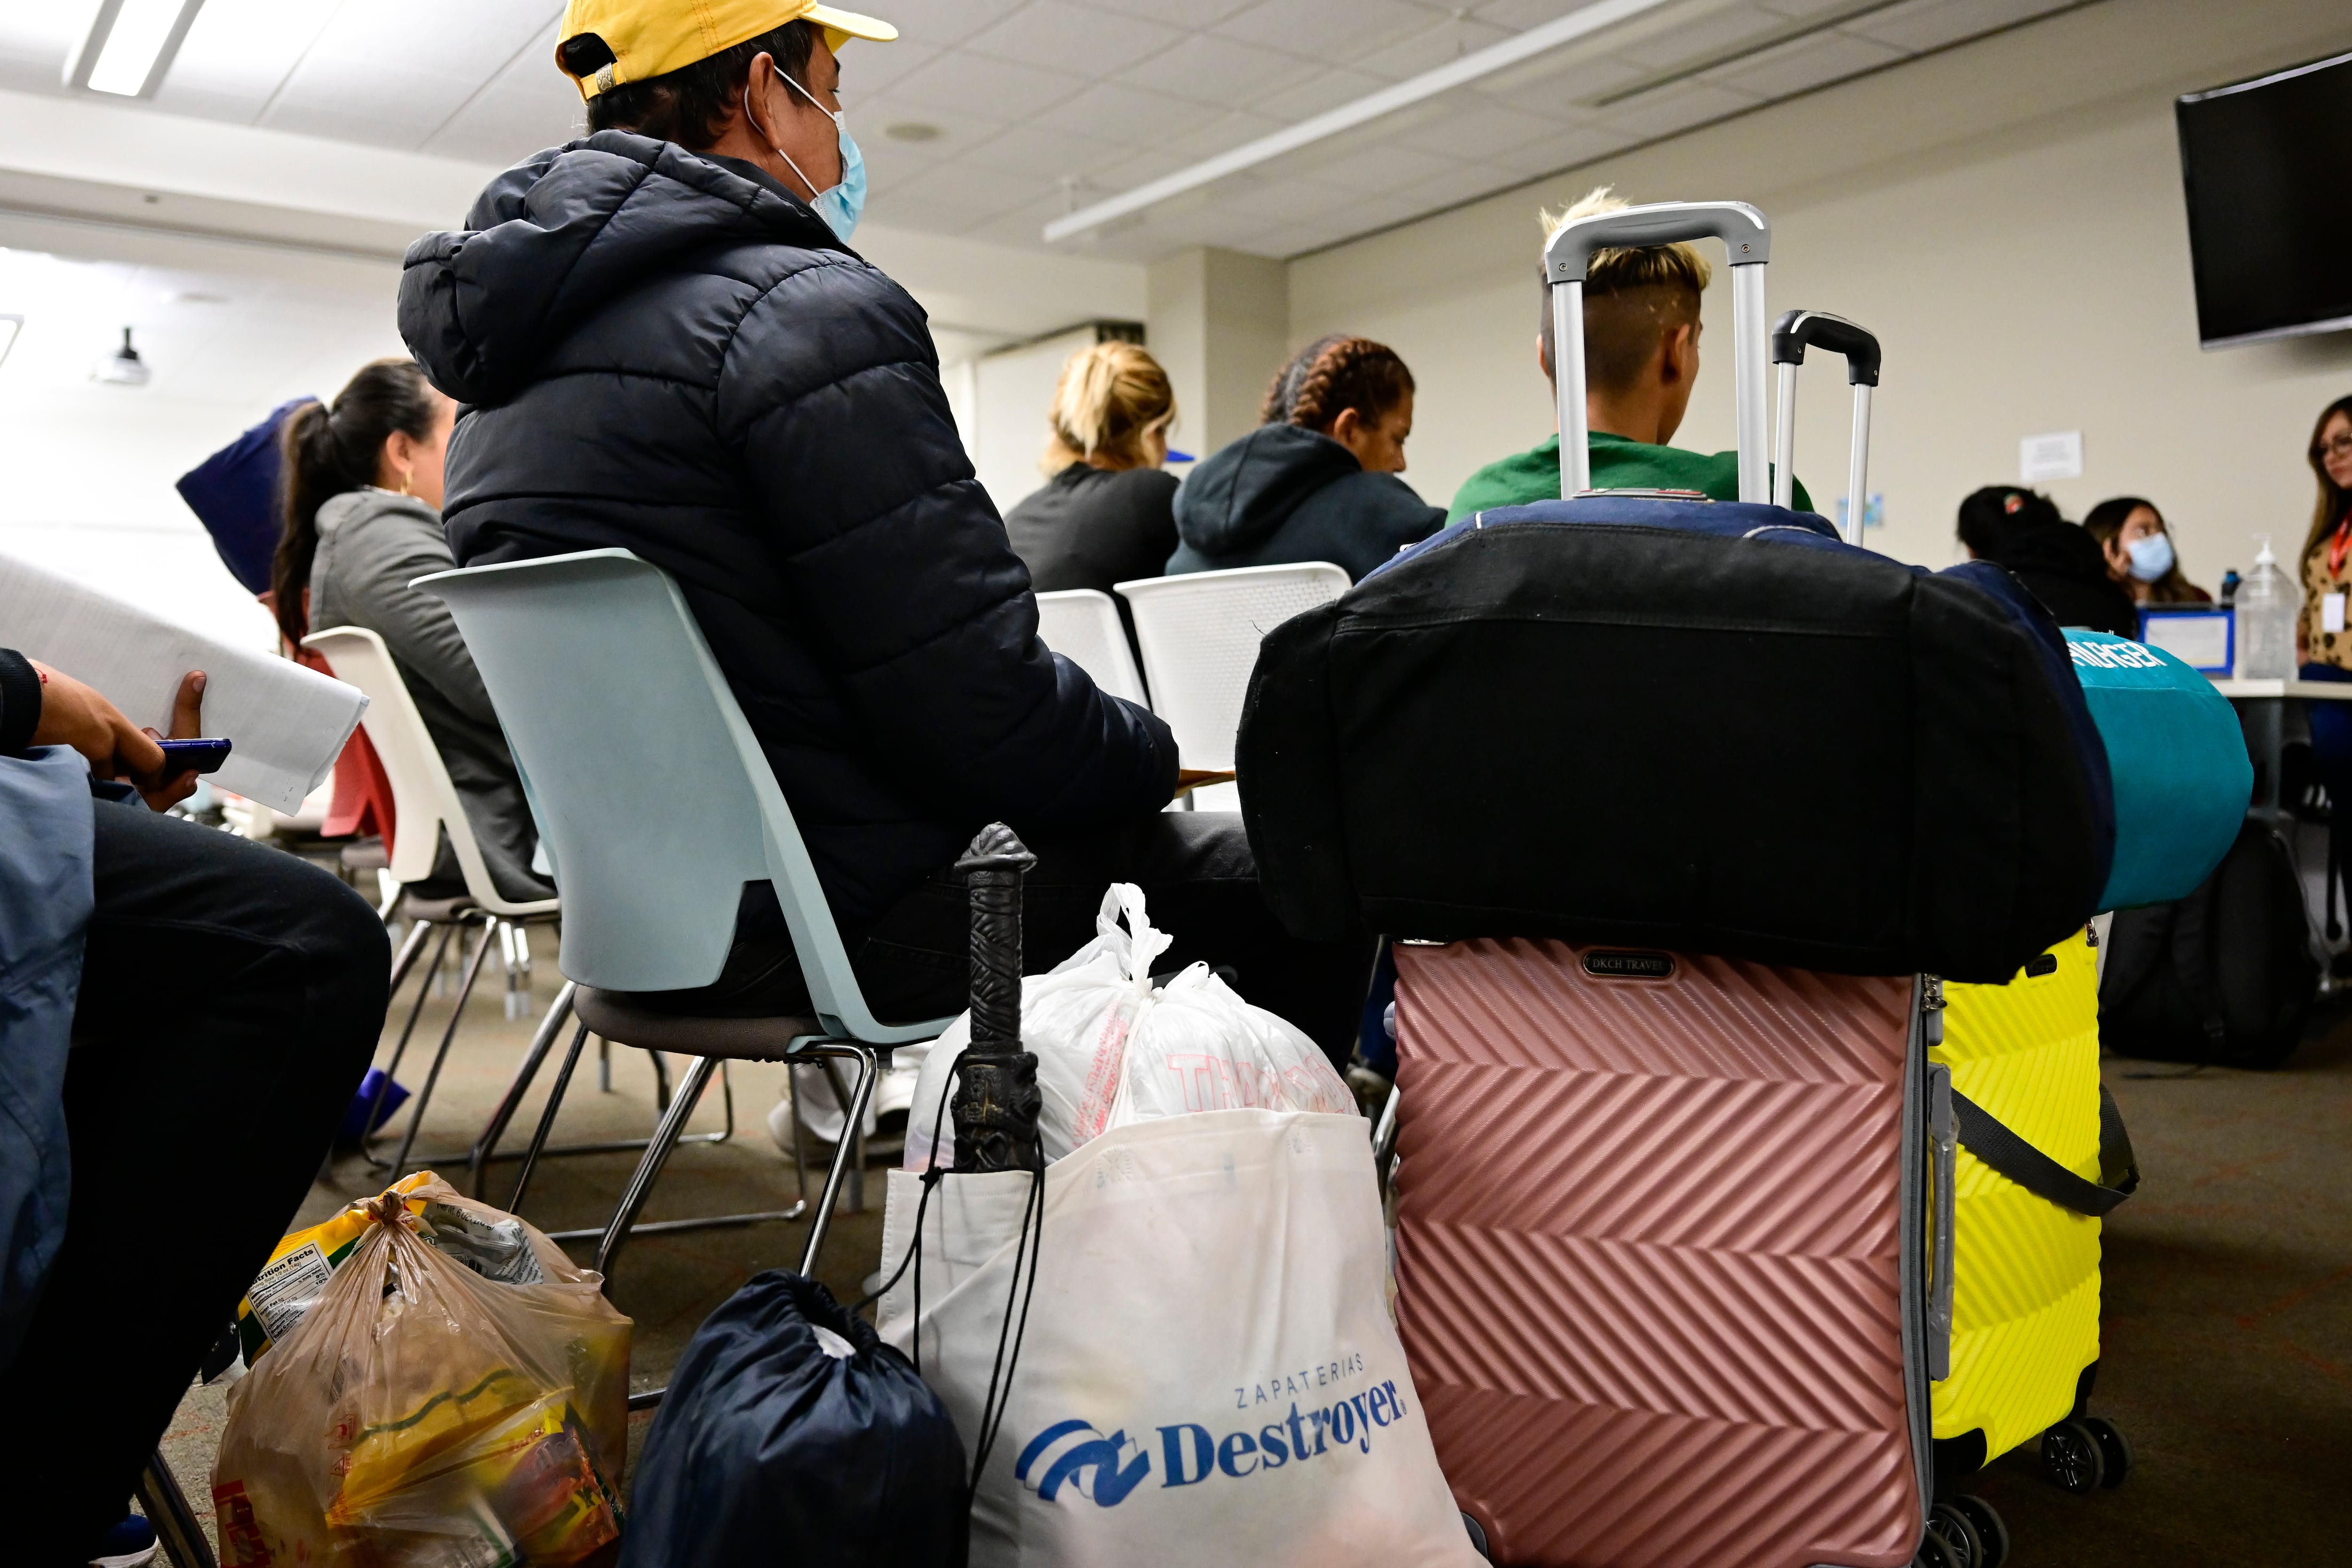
[557,0,896,101]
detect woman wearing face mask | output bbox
[2083,496,2210,605]
[1167,335,1445,582]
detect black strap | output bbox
[1952,1084,2139,1218]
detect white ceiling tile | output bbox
[1701,28,1905,98]
[839,38,944,99]
[966,2,1187,77]
[1114,32,1323,110]
[855,91,1019,150]
[1080,0,1259,26]
[1475,48,1647,111]
[1161,108,1286,159]
[261,65,491,151]
[1758,0,1873,15]
[1615,5,1788,71]
[1342,15,1519,81]
[1248,66,1389,124]
[152,0,346,124]
[1079,145,1198,193]
[1213,0,1427,58]
[1271,141,1463,195]
[1030,79,1231,142]
[1595,77,1759,139]
[421,33,588,167]
[954,122,1146,180]
[1490,122,1643,176]
[300,0,556,86]
[1466,0,1618,29]
[889,50,1094,119]
[1407,99,1578,162]
[1843,0,2073,52]
[868,0,1033,50]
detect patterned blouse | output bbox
[2303,516,2352,671]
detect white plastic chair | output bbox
[417,549,955,1292]
[1034,588,1149,708]
[303,626,564,1177]
[1116,563,1350,808]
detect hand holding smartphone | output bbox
[157,737,233,774]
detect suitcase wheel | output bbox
[1912,1522,1963,1568]
[1927,1504,1982,1568]
[2041,1419,2107,1493]
[2077,1415,2134,1488]
[1946,1495,2010,1568]
[1460,1512,1492,1562]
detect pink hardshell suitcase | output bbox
[1390,939,1945,1568]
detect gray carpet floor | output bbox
[144,926,2351,1566]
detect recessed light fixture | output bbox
[885,121,942,143]
[66,0,208,100]
[0,315,22,371]
[93,327,151,386]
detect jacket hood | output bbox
[398,132,848,406]
[1990,519,2111,584]
[1174,423,1361,554]
[316,487,439,536]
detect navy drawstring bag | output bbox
[619,1271,966,1568]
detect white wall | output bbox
[1288,0,2352,587]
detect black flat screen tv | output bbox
[2177,48,2352,349]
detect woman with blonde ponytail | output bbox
[1004,340,1182,608]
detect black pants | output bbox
[3,798,386,1565]
[643,812,1372,1067]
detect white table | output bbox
[2206,675,2352,817]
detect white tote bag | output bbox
[876,1109,1479,1568]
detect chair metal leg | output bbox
[797,1044,877,1277]
[387,915,434,994]
[137,1450,218,1568]
[594,1054,723,1282]
[386,917,497,1176]
[510,1019,593,1211]
[816,1054,866,1215]
[468,980,579,1198]
[649,1049,673,1113]
[360,922,453,1164]
[598,1035,612,1092]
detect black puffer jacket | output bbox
[400,133,1175,927]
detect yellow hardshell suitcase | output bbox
[1929,925,2138,1562]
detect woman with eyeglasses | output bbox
[2293,395,2352,821]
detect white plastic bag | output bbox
[875,1110,1479,1568]
[904,884,1351,1170]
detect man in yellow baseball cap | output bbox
[552,0,891,238]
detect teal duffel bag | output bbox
[2066,630,2251,910]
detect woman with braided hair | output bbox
[1168,334,1444,581]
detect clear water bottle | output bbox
[2235,534,2296,679]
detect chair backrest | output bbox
[1115,563,1350,770]
[302,626,555,918]
[418,549,945,1044]
[1034,588,1149,708]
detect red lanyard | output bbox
[2331,518,2352,577]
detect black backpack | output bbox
[2100,820,2319,1068]
[1238,501,2113,984]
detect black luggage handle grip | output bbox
[1771,309,1881,387]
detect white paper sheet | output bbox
[0,551,366,812]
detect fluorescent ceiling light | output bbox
[1042,0,1682,244]
[66,0,207,99]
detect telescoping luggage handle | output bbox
[1771,310,1883,541]
[1546,199,1771,502]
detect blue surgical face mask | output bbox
[771,66,866,241]
[2125,531,2175,583]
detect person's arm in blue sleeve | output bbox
[718,262,1177,822]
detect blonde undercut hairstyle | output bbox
[1042,340,1176,473]
[1538,186,1713,393]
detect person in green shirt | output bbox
[1448,186,1810,522]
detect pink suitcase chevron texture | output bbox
[1391,937,1924,1568]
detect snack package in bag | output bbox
[904,884,1354,1169]
[876,1110,1481,1568]
[212,1175,632,1567]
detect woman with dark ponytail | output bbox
[1167,334,1444,581]
[275,358,553,902]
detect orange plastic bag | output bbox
[212,1175,632,1567]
